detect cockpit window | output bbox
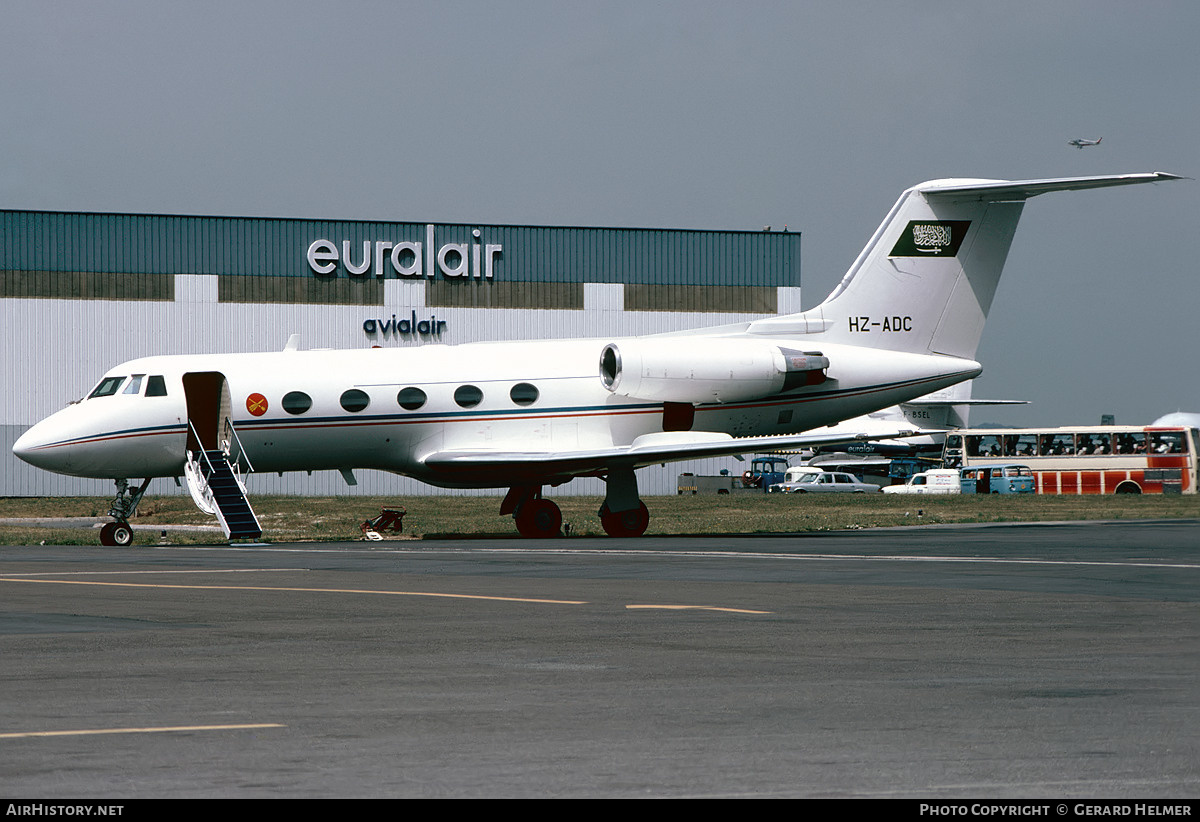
[88,376,126,398]
[123,375,145,395]
[146,375,168,397]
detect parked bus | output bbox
[943,426,1198,495]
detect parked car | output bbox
[768,467,825,493]
[783,471,879,493]
[882,469,961,495]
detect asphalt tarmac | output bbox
[1,521,1198,798]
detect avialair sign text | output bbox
[306,226,502,279]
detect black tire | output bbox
[515,498,562,538]
[600,501,649,537]
[99,522,133,546]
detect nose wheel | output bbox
[99,521,134,547]
[99,478,150,546]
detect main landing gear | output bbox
[502,467,650,539]
[598,500,649,538]
[502,487,563,538]
[99,478,150,547]
[598,467,648,537]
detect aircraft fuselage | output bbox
[14,336,978,488]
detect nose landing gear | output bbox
[99,479,150,547]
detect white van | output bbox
[882,469,961,495]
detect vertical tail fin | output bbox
[749,173,1181,360]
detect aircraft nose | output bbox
[12,419,74,473]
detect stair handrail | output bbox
[187,420,218,476]
[188,418,254,477]
[225,419,255,475]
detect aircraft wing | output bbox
[420,428,919,485]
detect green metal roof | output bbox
[2,210,800,287]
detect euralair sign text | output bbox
[307,225,502,279]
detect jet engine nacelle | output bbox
[599,338,828,404]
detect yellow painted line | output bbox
[626,604,772,614]
[0,569,299,577]
[0,723,284,740]
[0,577,587,605]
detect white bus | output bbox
[942,426,1198,495]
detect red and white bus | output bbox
[942,426,1198,495]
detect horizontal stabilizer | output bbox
[903,399,1028,407]
[920,172,1183,200]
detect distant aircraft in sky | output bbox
[1068,137,1102,149]
[12,172,1180,543]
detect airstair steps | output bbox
[199,449,262,541]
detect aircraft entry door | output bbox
[183,372,233,456]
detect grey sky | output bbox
[3,1,1197,426]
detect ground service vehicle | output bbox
[881,469,961,494]
[944,426,1198,495]
[959,464,1035,494]
[678,457,789,495]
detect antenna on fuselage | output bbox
[283,333,300,352]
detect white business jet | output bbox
[13,172,1179,543]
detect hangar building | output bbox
[1,209,802,497]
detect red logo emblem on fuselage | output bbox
[246,393,269,416]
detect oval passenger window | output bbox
[454,385,483,408]
[340,389,370,412]
[510,383,539,406]
[397,387,427,410]
[282,391,312,415]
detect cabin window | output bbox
[88,376,126,398]
[1150,431,1186,454]
[282,391,313,415]
[1076,433,1112,455]
[1038,433,1076,456]
[509,383,539,406]
[454,385,483,408]
[146,375,168,397]
[966,434,1004,457]
[397,387,427,410]
[1116,432,1147,454]
[340,389,370,413]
